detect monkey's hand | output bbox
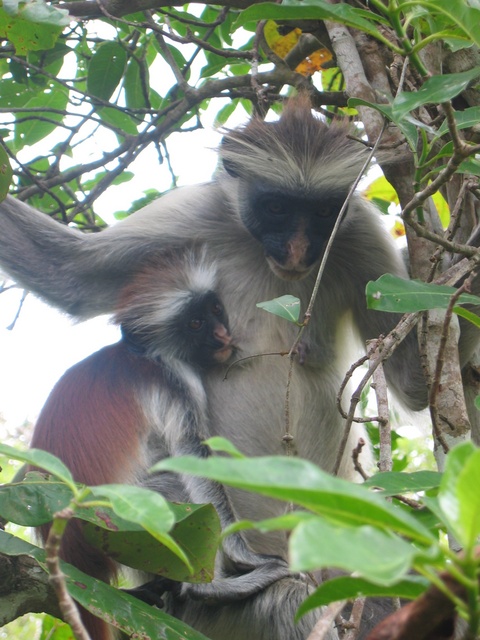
[123,576,180,607]
[181,557,291,603]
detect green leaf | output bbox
[457,157,480,177]
[422,0,480,49]
[453,305,480,328]
[366,274,480,313]
[38,616,72,639]
[435,107,480,139]
[1,472,220,581]
[87,42,127,101]
[256,295,301,323]
[0,145,13,202]
[213,101,238,127]
[90,484,192,569]
[0,530,211,639]
[28,42,71,79]
[348,98,419,148]
[3,0,69,26]
[82,170,134,192]
[154,455,435,543]
[124,56,149,110]
[296,575,427,619]
[68,563,211,639]
[438,443,480,551]
[0,444,75,488]
[96,106,139,136]
[0,472,74,525]
[363,471,442,497]
[82,502,220,581]
[236,1,386,37]
[392,68,480,120]
[14,88,69,150]
[290,518,420,585]
[204,437,246,458]
[0,6,65,54]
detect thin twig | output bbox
[306,600,347,640]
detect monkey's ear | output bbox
[219,136,240,178]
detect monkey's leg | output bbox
[167,574,340,640]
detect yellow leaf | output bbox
[264,20,281,48]
[432,190,450,228]
[363,175,400,205]
[295,49,332,77]
[264,20,301,59]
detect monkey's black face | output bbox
[179,292,233,368]
[241,183,346,281]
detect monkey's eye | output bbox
[264,198,285,216]
[212,302,223,316]
[189,318,204,331]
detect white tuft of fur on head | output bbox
[220,95,367,194]
[114,246,218,333]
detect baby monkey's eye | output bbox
[189,318,204,331]
[212,302,223,316]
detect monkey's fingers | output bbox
[123,576,180,607]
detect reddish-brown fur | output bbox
[31,341,162,640]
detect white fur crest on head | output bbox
[114,245,218,331]
[220,96,367,193]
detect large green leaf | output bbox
[438,442,480,551]
[392,68,480,120]
[348,98,419,149]
[236,1,386,37]
[296,575,427,619]
[124,56,149,110]
[82,501,220,581]
[97,106,139,136]
[91,484,191,569]
[0,472,219,581]
[154,455,435,543]
[366,274,480,313]
[0,5,66,54]
[0,472,74,526]
[87,42,127,101]
[290,518,422,585]
[13,88,69,150]
[363,470,442,497]
[3,0,69,25]
[0,444,75,488]
[0,530,210,640]
[420,0,480,49]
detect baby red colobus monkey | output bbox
[30,247,288,640]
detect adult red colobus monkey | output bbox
[1,97,478,639]
[29,248,289,639]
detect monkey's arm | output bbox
[0,186,223,318]
[333,200,430,411]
